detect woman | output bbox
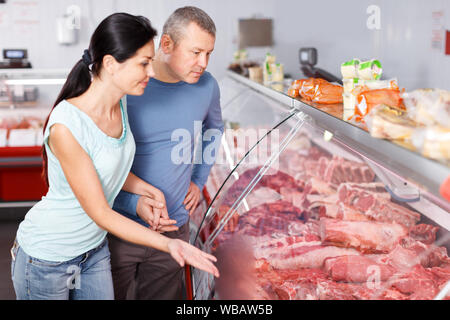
[10,12,218,300]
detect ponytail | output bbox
[41,58,92,186]
[41,12,157,186]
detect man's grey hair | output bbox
[162,6,216,44]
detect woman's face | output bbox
[112,40,155,96]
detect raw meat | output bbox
[399,237,450,268]
[221,167,300,209]
[322,156,375,184]
[324,255,396,283]
[316,202,370,221]
[337,183,420,228]
[315,280,378,300]
[253,234,320,260]
[319,218,408,253]
[364,238,450,273]
[390,265,438,300]
[265,242,360,269]
[409,224,439,244]
[279,187,303,205]
[308,177,337,195]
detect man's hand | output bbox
[183,182,201,216]
[136,196,178,231]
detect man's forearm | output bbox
[113,190,141,218]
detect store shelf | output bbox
[191,73,450,300]
[226,71,450,212]
[0,69,69,110]
[0,201,37,208]
[0,68,69,79]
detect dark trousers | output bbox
[107,222,189,300]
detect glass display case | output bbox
[189,71,450,300]
[0,69,68,204]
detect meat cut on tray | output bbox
[263,243,360,269]
[319,218,408,253]
[205,146,450,300]
[337,183,421,228]
[323,255,397,283]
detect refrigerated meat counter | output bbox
[187,71,450,300]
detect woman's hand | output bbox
[150,189,170,226]
[167,239,219,278]
[136,196,178,232]
[47,124,209,262]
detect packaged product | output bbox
[357,59,382,80]
[341,59,360,79]
[343,79,403,123]
[263,53,277,84]
[287,79,301,98]
[341,58,383,80]
[366,105,418,141]
[356,87,405,116]
[412,126,450,161]
[296,78,343,104]
[402,88,450,128]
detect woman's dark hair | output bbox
[42,13,157,186]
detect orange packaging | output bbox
[296,78,343,104]
[287,88,299,97]
[287,79,302,98]
[356,88,405,117]
[313,79,344,104]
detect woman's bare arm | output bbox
[122,172,160,197]
[122,167,171,229]
[48,123,218,276]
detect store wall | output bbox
[0,0,448,90]
[272,0,450,90]
[0,0,275,84]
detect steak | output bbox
[265,242,360,269]
[322,156,375,184]
[324,255,396,283]
[409,224,439,244]
[319,218,408,253]
[337,183,420,228]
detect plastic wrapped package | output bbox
[402,89,450,128]
[341,58,383,80]
[366,105,418,141]
[356,88,405,116]
[343,79,402,124]
[342,93,356,121]
[295,78,343,104]
[412,126,450,161]
[357,59,382,80]
[341,59,360,79]
[287,80,301,98]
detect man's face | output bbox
[166,22,215,84]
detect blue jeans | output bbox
[10,238,114,300]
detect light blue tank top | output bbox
[16,97,136,262]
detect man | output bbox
[109,7,223,300]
